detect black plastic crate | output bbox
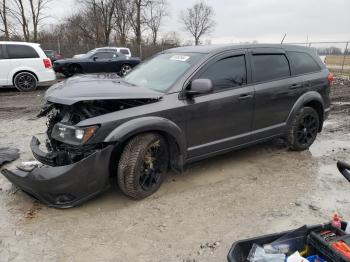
[227,223,348,262]
[307,225,350,262]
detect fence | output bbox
[284,41,349,74]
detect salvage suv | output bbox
[2,44,332,208]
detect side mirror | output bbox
[93,56,98,61]
[186,79,213,97]
[337,161,350,182]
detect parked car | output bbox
[0,41,56,91]
[2,44,332,208]
[73,47,132,59]
[44,50,62,62]
[53,50,140,77]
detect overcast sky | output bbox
[48,0,350,45]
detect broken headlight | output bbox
[51,123,99,145]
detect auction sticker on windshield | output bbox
[170,55,190,62]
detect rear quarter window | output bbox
[252,54,290,83]
[0,45,4,59]
[120,49,130,55]
[287,51,321,75]
[7,45,40,59]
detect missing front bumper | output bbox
[1,144,114,208]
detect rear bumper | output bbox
[1,139,114,208]
[38,69,56,83]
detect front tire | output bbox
[66,64,81,77]
[13,72,37,92]
[287,107,319,151]
[117,133,169,199]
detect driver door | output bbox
[185,51,255,160]
[88,52,114,73]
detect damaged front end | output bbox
[2,96,160,208]
[37,99,155,166]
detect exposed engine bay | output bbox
[36,99,158,166]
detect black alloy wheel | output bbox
[14,72,37,92]
[287,107,320,151]
[296,114,318,146]
[117,133,169,199]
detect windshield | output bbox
[79,52,94,59]
[124,53,204,92]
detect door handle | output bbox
[289,83,303,89]
[238,94,253,100]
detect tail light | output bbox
[327,73,334,86]
[43,58,52,69]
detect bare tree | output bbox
[11,0,51,41]
[28,0,51,42]
[180,1,215,45]
[0,0,10,39]
[12,0,30,41]
[77,0,117,46]
[129,0,150,56]
[96,0,117,45]
[113,0,131,45]
[145,0,167,45]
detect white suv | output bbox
[0,41,56,91]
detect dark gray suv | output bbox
[2,44,332,208]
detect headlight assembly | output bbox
[51,123,99,145]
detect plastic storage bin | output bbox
[227,223,348,262]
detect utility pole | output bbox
[281,33,287,44]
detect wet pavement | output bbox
[0,78,350,262]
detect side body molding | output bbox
[286,91,324,127]
[104,116,187,170]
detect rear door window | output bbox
[200,55,247,90]
[120,49,130,55]
[6,44,39,59]
[252,54,290,82]
[287,51,321,75]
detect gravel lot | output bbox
[0,77,350,262]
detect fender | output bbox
[286,91,324,127]
[9,66,40,83]
[104,116,187,159]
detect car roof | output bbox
[96,47,130,50]
[92,50,123,53]
[165,44,315,54]
[0,41,40,47]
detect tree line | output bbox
[0,0,216,58]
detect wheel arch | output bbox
[105,117,186,173]
[69,63,82,72]
[287,91,325,132]
[12,70,39,85]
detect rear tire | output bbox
[117,133,169,199]
[13,72,37,92]
[287,107,319,151]
[120,64,132,76]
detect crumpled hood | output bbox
[45,74,163,105]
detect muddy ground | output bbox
[0,77,350,262]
